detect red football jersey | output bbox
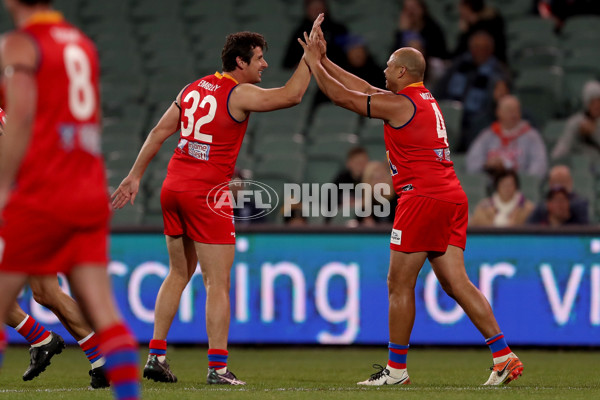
[5,12,108,226]
[0,107,6,129]
[384,83,466,203]
[164,72,249,193]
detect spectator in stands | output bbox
[343,34,386,90]
[470,169,535,227]
[392,0,448,87]
[332,146,369,206]
[357,161,397,226]
[230,170,266,225]
[393,0,448,60]
[435,30,510,151]
[454,0,507,62]
[551,80,600,161]
[282,0,348,109]
[528,165,589,224]
[528,185,581,226]
[536,0,600,32]
[282,202,308,226]
[466,95,548,178]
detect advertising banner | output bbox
[9,232,600,346]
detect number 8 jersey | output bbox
[9,11,108,227]
[164,72,249,193]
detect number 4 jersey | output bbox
[164,72,249,193]
[384,82,467,204]
[6,11,108,227]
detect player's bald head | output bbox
[391,47,426,81]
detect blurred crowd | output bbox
[250,0,600,227]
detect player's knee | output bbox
[387,275,416,293]
[438,279,459,300]
[31,288,56,308]
[204,274,230,292]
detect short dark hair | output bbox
[493,169,520,191]
[461,0,484,12]
[17,0,52,4]
[221,32,267,72]
[346,146,368,160]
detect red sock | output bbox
[208,349,228,370]
[16,315,51,345]
[78,333,103,366]
[0,329,6,368]
[149,339,167,358]
[99,323,140,400]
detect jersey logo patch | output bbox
[434,148,451,162]
[188,142,210,160]
[386,150,398,176]
[391,229,402,245]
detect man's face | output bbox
[588,98,600,119]
[384,54,402,91]
[469,33,494,65]
[347,153,368,179]
[497,97,522,130]
[547,191,571,223]
[246,47,268,84]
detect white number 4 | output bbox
[431,102,448,147]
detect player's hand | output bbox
[298,31,322,67]
[309,13,327,56]
[110,175,140,209]
[309,13,324,41]
[579,117,596,137]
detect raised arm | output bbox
[111,97,181,209]
[0,32,38,212]
[227,14,325,116]
[230,58,311,114]
[321,56,387,95]
[299,33,412,126]
[310,18,388,95]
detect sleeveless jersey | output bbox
[7,12,108,227]
[384,83,466,203]
[164,72,249,193]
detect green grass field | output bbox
[0,346,599,399]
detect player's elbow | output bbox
[287,92,303,107]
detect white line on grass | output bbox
[1,386,594,393]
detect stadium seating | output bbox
[2,0,597,226]
[514,67,564,127]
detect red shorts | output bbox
[0,206,108,275]
[390,195,467,253]
[161,187,236,244]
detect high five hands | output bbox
[299,13,327,68]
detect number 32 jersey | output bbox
[164,72,249,193]
[8,12,108,227]
[384,82,466,204]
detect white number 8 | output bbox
[64,44,95,121]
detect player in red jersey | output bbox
[111,15,322,385]
[0,1,139,399]
[0,107,108,387]
[299,21,523,386]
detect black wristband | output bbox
[367,95,371,119]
